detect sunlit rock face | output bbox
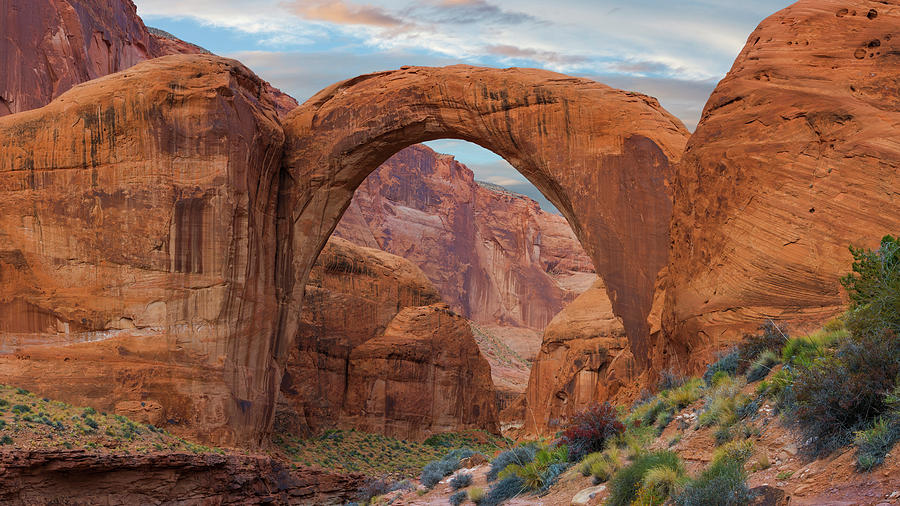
[662,0,900,373]
[0,54,286,446]
[334,144,596,332]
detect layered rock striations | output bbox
[0,0,296,117]
[0,54,285,446]
[333,144,596,333]
[663,0,900,371]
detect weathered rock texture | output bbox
[280,66,690,389]
[343,304,500,439]
[516,278,635,435]
[334,144,596,331]
[0,0,296,117]
[0,449,364,505]
[663,0,900,372]
[278,238,498,439]
[0,54,285,446]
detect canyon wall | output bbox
[0,55,285,446]
[0,0,296,117]
[662,0,900,372]
[334,144,596,332]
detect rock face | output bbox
[334,143,595,331]
[516,279,635,435]
[0,450,364,505]
[0,54,285,446]
[343,304,500,439]
[663,0,900,371]
[0,0,296,117]
[279,238,498,439]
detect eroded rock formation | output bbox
[516,279,635,435]
[343,304,500,439]
[663,0,900,372]
[0,0,296,117]
[334,143,596,332]
[0,54,285,446]
[0,449,364,504]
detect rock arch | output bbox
[276,66,690,386]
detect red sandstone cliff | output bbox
[0,0,296,117]
[334,144,596,336]
[662,0,900,373]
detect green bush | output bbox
[672,459,749,506]
[498,446,568,492]
[746,350,780,383]
[792,330,900,456]
[854,417,900,471]
[607,450,682,506]
[420,448,475,488]
[468,487,484,504]
[841,235,900,337]
[666,379,703,410]
[486,444,536,482]
[737,322,788,373]
[703,349,739,385]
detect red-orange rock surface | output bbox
[663,0,900,372]
[343,304,499,439]
[0,0,296,117]
[0,449,364,504]
[0,54,285,446]
[515,278,635,435]
[279,237,441,435]
[280,66,690,388]
[333,144,595,331]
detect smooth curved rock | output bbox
[279,65,689,382]
[342,304,500,439]
[0,54,285,446]
[663,0,900,371]
[518,278,634,435]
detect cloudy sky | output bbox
[137,0,791,212]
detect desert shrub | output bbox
[668,434,682,447]
[578,451,603,476]
[538,462,570,494]
[746,350,780,383]
[792,329,900,456]
[854,416,900,471]
[667,378,703,409]
[712,440,755,467]
[0,435,12,445]
[737,322,788,372]
[841,235,900,337]
[421,448,475,488]
[672,459,749,506]
[450,472,472,490]
[481,475,524,506]
[557,402,624,461]
[654,408,674,434]
[468,487,484,504]
[642,464,687,499]
[781,328,847,366]
[450,490,468,506]
[607,450,682,506]
[356,477,394,503]
[498,446,567,492]
[697,376,746,428]
[713,425,733,446]
[658,368,686,390]
[486,444,536,482]
[11,404,30,414]
[703,349,739,385]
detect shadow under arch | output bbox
[275,64,689,377]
